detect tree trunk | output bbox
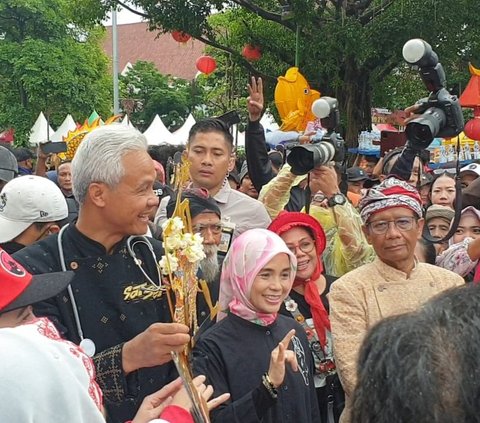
[338,57,372,149]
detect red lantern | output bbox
[171,31,191,43]
[196,55,217,75]
[242,44,262,62]
[465,115,480,141]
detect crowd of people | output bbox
[1,76,479,423]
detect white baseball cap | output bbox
[460,163,480,177]
[0,175,68,242]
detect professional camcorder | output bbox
[287,97,345,175]
[403,39,464,150]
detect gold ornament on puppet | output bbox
[60,115,121,161]
[159,157,213,423]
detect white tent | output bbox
[121,114,136,130]
[170,114,196,145]
[51,114,76,141]
[121,62,133,76]
[231,124,245,148]
[143,115,174,145]
[29,112,55,145]
[260,111,279,132]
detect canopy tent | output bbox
[28,112,55,145]
[143,115,174,145]
[170,114,196,145]
[121,114,136,130]
[51,114,77,141]
[231,124,245,148]
[121,62,133,77]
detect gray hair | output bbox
[72,124,148,204]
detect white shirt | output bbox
[155,181,271,239]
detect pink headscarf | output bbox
[218,228,297,326]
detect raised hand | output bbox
[267,329,298,388]
[247,76,264,122]
[309,165,340,198]
[132,376,231,423]
[171,375,231,412]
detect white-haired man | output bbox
[14,125,189,423]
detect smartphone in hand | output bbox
[41,141,67,154]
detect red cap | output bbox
[0,249,74,313]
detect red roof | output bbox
[102,22,205,80]
[460,64,480,108]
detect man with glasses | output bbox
[0,175,68,254]
[166,189,223,325]
[328,177,463,423]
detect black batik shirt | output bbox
[13,224,176,423]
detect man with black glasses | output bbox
[167,188,223,328]
[328,177,463,423]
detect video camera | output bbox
[392,39,464,245]
[402,39,464,150]
[287,97,345,175]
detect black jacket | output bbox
[246,119,306,212]
[193,313,320,423]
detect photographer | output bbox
[246,77,313,211]
[259,162,374,278]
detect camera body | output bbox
[403,39,464,151]
[287,97,345,175]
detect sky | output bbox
[104,6,144,26]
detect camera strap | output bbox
[423,135,463,244]
[304,173,312,214]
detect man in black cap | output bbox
[166,189,222,326]
[166,188,223,281]
[237,160,259,199]
[346,166,369,195]
[14,147,35,176]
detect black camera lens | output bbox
[405,107,446,150]
[287,142,335,175]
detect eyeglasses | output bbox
[366,216,417,235]
[287,239,315,255]
[432,168,456,176]
[193,223,223,235]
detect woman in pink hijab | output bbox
[193,228,320,423]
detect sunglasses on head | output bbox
[432,168,456,176]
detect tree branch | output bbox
[359,0,396,25]
[375,59,401,81]
[196,35,277,82]
[114,0,150,18]
[231,0,295,31]
[240,19,295,67]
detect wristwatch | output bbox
[327,193,347,207]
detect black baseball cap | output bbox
[347,167,369,182]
